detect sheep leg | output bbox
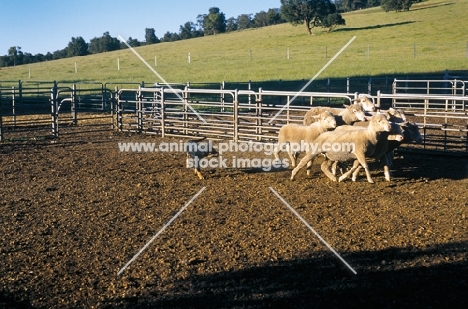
[338,160,361,182]
[320,159,337,182]
[355,154,374,183]
[331,161,338,175]
[291,152,315,180]
[352,165,362,181]
[380,155,391,181]
[273,142,284,162]
[286,145,297,167]
[306,157,315,176]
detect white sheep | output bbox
[303,104,367,126]
[274,111,337,167]
[290,114,391,183]
[339,110,421,181]
[332,121,405,182]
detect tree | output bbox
[88,32,120,54]
[253,11,268,28]
[237,14,252,30]
[201,7,226,35]
[226,17,238,32]
[322,13,346,32]
[66,36,88,57]
[179,22,203,40]
[8,46,21,66]
[145,28,159,44]
[127,37,140,47]
[280,0,341,35]
[162,31,180,42]
[381,0,413,12]
[266,8,284,25]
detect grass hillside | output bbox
[1,0,467,84]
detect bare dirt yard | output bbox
[1,129,467,308]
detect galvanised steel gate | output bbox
[116,86,355,142]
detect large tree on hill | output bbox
[200,7,226,35]
[66,37,88,57]
[145,28,160,44]
[8,46,21,66]
[280,0,343,35]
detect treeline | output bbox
[0,1,421,68]
[0,7,285,68]
[334,0,421,12]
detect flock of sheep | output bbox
[274,95,423,183]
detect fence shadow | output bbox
[103,241,468,308]
[335,21,415,32]
[392,152,468,180]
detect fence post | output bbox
[116,88,123,132]
[368,77,372,95]
[137,87,143,133]
[18,80,23,106]
[256,87,262,141]
[248,80,252,105]
[233,89,239,142]
[221,81,225,112]
[160,88,165,138]
[12,86,16,127]
[51,81,58,138]
[71,84,77,125]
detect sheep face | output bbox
[319,111,337,129]
[385,108,407,123]
[346,104,367,122]
[355,95,376,112]
[401,122,423,143]
[369,114,391,132]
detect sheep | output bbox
[274,111,336,167]
[331,121,405,182]
[382,121,423,170]
[334,121,422,182]
[290,113,391,183]
[303,103,367,126]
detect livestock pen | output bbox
[1,79,467,308]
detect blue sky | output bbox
[0,0,281,55]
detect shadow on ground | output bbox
[101,241,467,309]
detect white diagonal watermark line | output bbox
[269,187,357,275]
[118,35,207,124]
[268,36,356,124]
[117,187,206,276]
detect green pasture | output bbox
[1,0,467,84]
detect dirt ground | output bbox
[1,129,467,308]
